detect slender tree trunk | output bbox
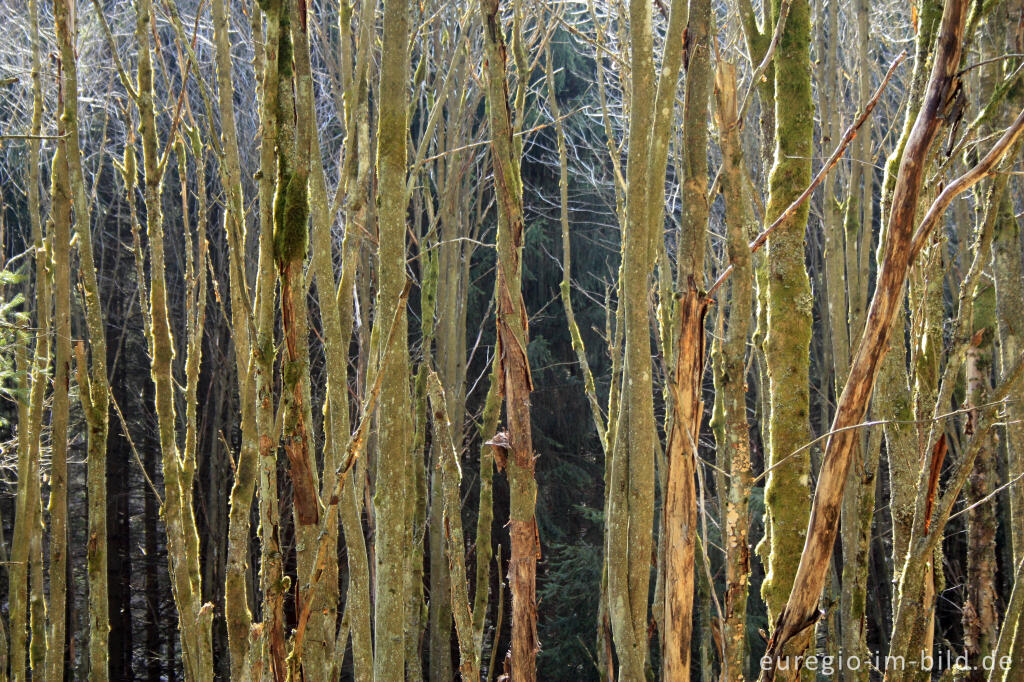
[12,2,52,675]
[54,2,112,677]
[12,4,52,675]
[332,2,376,676]
[712,60,756,682]
[663,0,711,676]
[993,185,1024,560]
[47,40,72,681]
[429,438,453,682]
[477,1,540,678]
[211,0,262,674]
[964,272,998,680]
[427,372,481,681]
[374,0,412,676]
[10,341,31,682]
[251,4,288,677]
[818,0,872,669]
[988,0,1024,570]
[602,0,688,674]
[132,1,214,676]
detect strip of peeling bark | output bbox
[478,1,539,678]
[663,0,710,676]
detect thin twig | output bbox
[0,133,69,140]
[752,400,1013,485]
[949,471,1024,522]
[110,393,164,506]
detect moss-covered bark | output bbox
[987,1,1024,568]
[250,5,289,677]
[993,186,1024,563]
[47,10,71,672]
[212,0,262,675]
[759,3,814,671]
[374,0,412,676]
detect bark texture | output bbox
[374,0,412,676]
[478,1,540,678]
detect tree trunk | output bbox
[12,4,52,675]
[712,60,756,682]
[55,2,113,677]
[477,1,540,678]
[428,372,481,680]
[374,0,412,676]
[132,1,214,676]
[760,1,815,672]
[964,274,998,680]
[662,0,710,677]
[211,0,263,674]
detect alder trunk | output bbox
[374,0,412,676]
[55,1,112,676]
[712,60,756,682]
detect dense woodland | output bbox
[0,0,1022,679]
